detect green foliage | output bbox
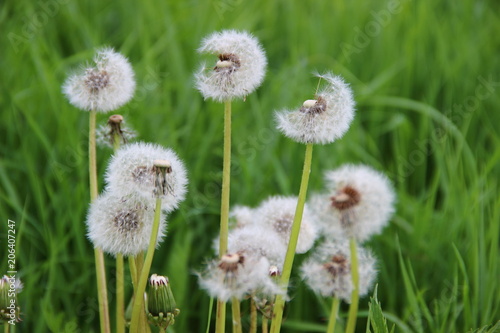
[1,0,499,332]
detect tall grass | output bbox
[1,0,499,332]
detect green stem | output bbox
[270,143,314,333]
[116,254,125,333]
[128,256,138,291]
[326,297,341,333]
[231,297,242,333]
[89,110,111,333]
[216,99,232,333]
[249,298,257,333]
[129,198,162,332]
[262,317,268,333]
[345,238,360,333]
[4,323,9,333]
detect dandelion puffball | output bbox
[310,164,395,242]
[63,48,136,112]
[105,142,188,212]
[86,191,167,256]
[301,241,377,302]
[275,73,355,144]
[195,30,267,102]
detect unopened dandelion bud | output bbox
[147,274,179,329]
[269,265,280,278]
[195,30,267,102]
[0,275,22,323]
[63,48,136,112]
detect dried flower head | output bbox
[255,196,318,253]
[301,241,377,302]
[275,73,355,144]
[309,164,395,242]
[195,30,267,102]
[105,142,188,212]
[63,48,136,112]
[96,114,137,148]
[86,191,167,256]
[198,253,283,302]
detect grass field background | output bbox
[1,0,499,332]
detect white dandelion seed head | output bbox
[275,73,355,144]
[0,275,23,294]
[310,164,395,242]
[198,253,283,302]
[229,205,256,229]
[96,115,137,149]
[105,142,188,212]
[301,241,377,302]
[227,225,287,268]
[63,48,136,112]
[255,196,318,253]
[86,191,167,256]
[195,30,267,102]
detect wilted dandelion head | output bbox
[86,191,167,256]
[105,142,188,212]
[96,114,137,149]
[301,241,377,302]
[195,30,267,102]
[63,48,136,112]
[310,164,395,242]
[275,73,355,144]
[198,253,282,302]
[255,196,318,253]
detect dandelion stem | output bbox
[231,297,243,333]
[270,143,314,333]
[250,298,257,333]
[89,109,111,333]
[129,198,162,332]
[129,256,138,290]
[326,297,341,333]
[262,317,269,333]
[116,254,125,333]
[345,238,360,333]
[216,99,232,333]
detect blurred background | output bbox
[1,0,499,332]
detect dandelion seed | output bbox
[275,73,355,144]
[301,241,377,302]
[105,142,188,212]
[310,164,395,242]
[86,191,167,256]
[96,114,137,149]
[229,205,255,229]
[63,48,136,112]
[255,196,318,253]
[198,253,282,302]
[195,30,267,102]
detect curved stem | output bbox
[326,297,341,333]
[216,99,232,333]
[89,110,111,333]
[270,143,314,333]
[231,297,242,333]
[129,198,162,332]
[345,238,360,333]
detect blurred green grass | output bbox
[1,0,499,332]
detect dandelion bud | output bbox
[301,241,377,302]
[147,274,179,329]
[195,30,267,102]
[105,142,188,212]
[86,191,167,256]
[310,164,395,242]
[63,48,136,112]
[0,275,22,323]
[96,114,137,149]
[275,73,355,144]
[255,196,318,253]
